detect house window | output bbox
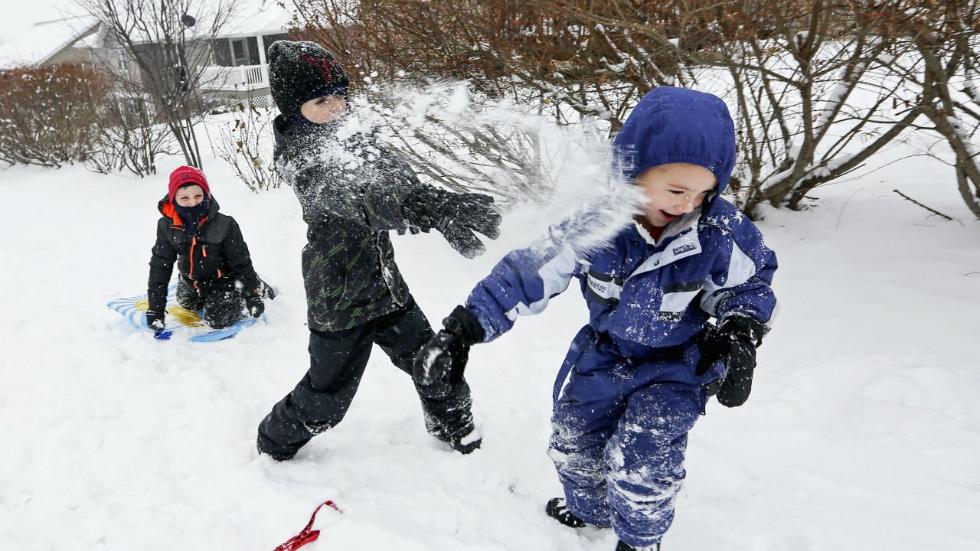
[231,38,251,66]
[230,37,261,66]
[115,49,129,72]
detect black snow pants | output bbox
[176,275,244,329]
[256,297,474,459]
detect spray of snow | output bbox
[531,182,645,258]
[282,80,644,254]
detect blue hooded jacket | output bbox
[465,87,777,358]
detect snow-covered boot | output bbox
[615,541,660,551]
[448,426,482,454]
[545,497,587,528]
[427,415,482,454]
[430,424,482,454]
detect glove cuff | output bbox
[442,305,485,346]
[718,316,765,347]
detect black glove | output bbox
[404,188,502,259]
[146,310,166,332]
[259,279,277,301]
[436,193,502,258]
[245,293,265,318]
[413,306,485,399]
[696,316,765,407]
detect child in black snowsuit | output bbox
[146,165,271,331]
[255,41,502,460]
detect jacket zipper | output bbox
[186,215,209,282]
[189,236,197,280]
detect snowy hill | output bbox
[1,132,978,551]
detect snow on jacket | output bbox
[273,115,431,331]
[464,87,777,356]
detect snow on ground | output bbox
[1,129,978,551]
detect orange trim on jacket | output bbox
[160,202,183,228]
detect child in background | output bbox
[413,87,778,550]
[255,41,501,461]
[147,165,272,332]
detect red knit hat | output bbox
[168,166,212,204]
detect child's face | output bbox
[635,163,717,227]
[300,95,348,124]
[174,184,206,207]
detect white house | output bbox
[0,15,102,70]
[0,3,293,102]
[197,5,292,99]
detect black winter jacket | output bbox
[147,196,260,315]
[273,115,433,331]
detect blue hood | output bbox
[613,87,736,194]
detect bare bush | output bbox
[216,97,280,191]
[871,0,980,218]
[560,1,929,215]
[86,90,176,177]
[288,0,703,132]
[0,64,110,167]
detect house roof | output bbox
[218,1,292,39]
[0,1,294,70]
[0,14,99,69]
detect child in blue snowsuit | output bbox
[412,87,777,550]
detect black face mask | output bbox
[174,196,211,236]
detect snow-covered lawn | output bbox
[1,138,978,550]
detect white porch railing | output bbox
[198,64,269,91]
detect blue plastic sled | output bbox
[107,284,260,342]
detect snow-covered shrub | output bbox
[86,93,175,177]
[0,63,109,168]
[871,0,980,218]
[216,98,280,192]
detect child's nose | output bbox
[678,197,696,213]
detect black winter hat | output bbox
[268,40,349,116]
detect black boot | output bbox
[430,423,482,454]
[615,541,660,551]
[449,426,482,454]
[545,497,587,528]
[256,432,297,461]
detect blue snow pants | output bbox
[548,326,716,547]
